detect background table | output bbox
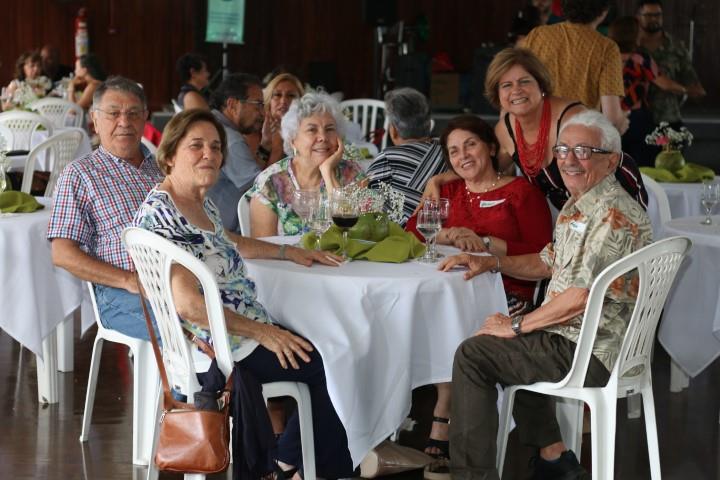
[660,176,720,219]
[658,216,720,383]
[0,198,83,402]
[7,128,92,172]
[244,238,508,466]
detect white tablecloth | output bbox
[7,128,92,172]
[0,198,83,357]
[244,237,508,466]
[658,216,720,377]
[660,177,720,219]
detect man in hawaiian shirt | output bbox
[440,110,652,479]
[637,0,706,126]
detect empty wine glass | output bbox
[309,198,333,250]
[292,189,320,234]
[700,181,719,225]
[416,208,441,263]
[330,188,359,259]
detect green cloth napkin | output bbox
[301,214,426,262]
[0,191,44,213]
[640,163,716,183]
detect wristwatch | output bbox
[511,315,524,336]
[482,236,492,250]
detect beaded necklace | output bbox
[465,172,502,202]
[514,97,551,178]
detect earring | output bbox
[292,147,298,157]
[541,92,546,97]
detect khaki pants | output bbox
[450,331,610,480]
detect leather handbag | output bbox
[138,280,232,474]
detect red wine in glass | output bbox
[332,215,359,229]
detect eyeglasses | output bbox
[94,108,146,121]
[239,99,264,108]
[552,144,611,160]
[640,12,662,18]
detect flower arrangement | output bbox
[6,76,52,109]
[645,122,693,151]
[348,182,406,224]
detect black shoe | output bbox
[529,450,589,480]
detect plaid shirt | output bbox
[47,145,163,271]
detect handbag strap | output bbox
[136,275,232,411]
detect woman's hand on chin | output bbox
[256,324,314,370]
[319,140,344,177]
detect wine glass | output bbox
[700,181,719,225]
[309,198,333,250]
[292,189,320,234]
[330,188,359,259]
[432,198,450,259]
[416,208,441,263]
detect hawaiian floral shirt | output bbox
[133,188,272,361]
[539,175,652,371]
[243,156,365,235]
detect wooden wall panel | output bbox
[1,0,717,112]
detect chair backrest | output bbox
[237,197,251,236]
[340,99,390,150]
[28,98,84,128]
[21,128,87,195]
[140,136,158,155]
[0,111,54,151]
[0,124,12,151]
[641,173,672,236]
[122,227,234,397]
[559,236,691,391]
[171,99,183,114]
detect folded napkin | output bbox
[301,214,425,262]
[640,163,716,183]
[0,191,44,213]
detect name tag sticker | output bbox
[479,199,506,208]
[569,220,587,234]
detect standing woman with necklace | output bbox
[424,48,648,210]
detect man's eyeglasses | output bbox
[552,144,611,160]
[640,12,662,18]
[239,99,264,108]
[95,108,146,121]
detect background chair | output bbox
[171,99,183,114]
[79,282,159,466]
[496,236,691,480]
[141,136,158,155]
[28,98,84,128]
[237,197,251,237]
[21,128,87,196]
[0,110,54,152]
[122,227,317,480]
[641,173,672,238]
[340,99,389,150]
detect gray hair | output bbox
[384,87,431,139]
[559,109,622,153]
[92,75,147,110]
[281,91,347,155]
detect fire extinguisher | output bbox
[74,8,89,59]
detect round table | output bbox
[660,177,720,219]
[658,216,720,381]
[0,197,83,402]
[244,237,508,466]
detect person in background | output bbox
[443,110,652,479]
[2,50,48,110]
[521,0,629,135]
[67,54,107,111]
[636,0,706,128]
[176,53,211,111]
[367,87,446,226]
[206,73,267,232]
[609,16,687,167]
[40,44,73,83]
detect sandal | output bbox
[424,416,450,459]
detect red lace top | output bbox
[407,177,553,301]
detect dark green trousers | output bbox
[449,331,610,479]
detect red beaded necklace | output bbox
[514,97,551,178]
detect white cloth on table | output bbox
[660,177,720,219]
[7,128,92,172]
[244,237,508,467]
[658,216,720,377]
[0,197,83,358]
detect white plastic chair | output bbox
[141,136,158,155]
[122,227,317,480]
[0,124,13,149]
[496,236,691,480]
[79,282,159,466]
[21,128,87,196]
[237,197,251,237]
[171,99,183,113]
[641,173,672,237]
[340,99,389,150]
[28,98,84,128]
[0,110,54,151]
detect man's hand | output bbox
[475,313,516,338]
[285,246,344,267]
[260,116,279,151]
[438,253,495,280]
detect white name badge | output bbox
[479,199,506,208]
[569,220,587,234]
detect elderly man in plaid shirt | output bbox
[47,76,163,339]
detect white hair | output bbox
[559,109,622,153]
[280,90,347,156]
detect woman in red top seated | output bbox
[406,114,552,464]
